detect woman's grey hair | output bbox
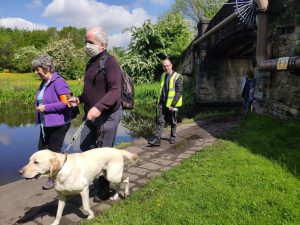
[31,54,55,73]
[93,27,108,47]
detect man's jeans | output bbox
[79,107,122,199]
[243,96,253,112]
[80,107,122,151]
[155,105,178,139]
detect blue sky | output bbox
[0,0,174,47]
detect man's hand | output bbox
[87,107,101,121]
[169,107,174,111]
[67,97,79,107]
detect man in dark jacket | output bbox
[148,58,183,146]
[69,26,122,202]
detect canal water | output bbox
[0,105,134,186]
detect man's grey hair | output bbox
[31,54,55,73]
[93,27,108,47]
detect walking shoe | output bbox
[169,137,175,144]
[42,178,55,190]
[148,137,161,146]
[93,188,117,202]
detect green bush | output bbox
[44,38,88,80]
[120,13,192,83]
[13,45,40,73]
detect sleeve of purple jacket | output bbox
[44,78,71,113]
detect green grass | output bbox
[0,72,157,105]
[83,114,300,225]
[134,82,160,103]
[182,110,239,123]
[115,141,134,149]
[0,72,82,105]
[224,114,300,178]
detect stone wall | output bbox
[196,58,252,103]
[253,0,300,119]
[176,0,300,119]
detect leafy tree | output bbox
[29,28,54,49]
[156,12,192,61]
[0,26,86,72]
[122,20,167,83]
[0,31,15,71]
[171,0,226,28]
[59,26,86,48]
[43,38,88,80]
[120,13,192,83]
[109,47,126,62]
[13,45,40,72]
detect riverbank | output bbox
[2,114,299,225]
[0,115,239,225]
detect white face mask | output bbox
[86,43,100,58]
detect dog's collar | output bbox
[56,153,68,175]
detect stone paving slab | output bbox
[0,116,240,225]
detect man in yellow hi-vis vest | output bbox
[148,58,183,146]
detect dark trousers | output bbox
[80,107,122,150]
[155,105,178,139]
[80,107,122,197]
[38,123,71,152]
[243,96,253,112]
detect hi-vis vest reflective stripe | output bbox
[159,72,183,107]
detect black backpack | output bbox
[98,53,134,110]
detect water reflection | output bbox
[0,105,134,186]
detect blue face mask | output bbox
[86,43,100,58]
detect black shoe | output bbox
[93,195,103,202]
[93,188,117,202]
[169,137,175,144]
[148,137,161,146]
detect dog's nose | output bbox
[18,169,24,175]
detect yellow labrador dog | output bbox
[19,148,139,225]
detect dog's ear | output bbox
[49,157,61,177]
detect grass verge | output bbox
[0,72,82,105]
[83,114,300,225]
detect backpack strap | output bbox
[98,51,109,75]
[92,51,109,87]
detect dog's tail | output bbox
[121,150,139,163]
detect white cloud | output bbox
[109,31,132,49]
[0,133,9,146]
[0,17,48,30]
[42,0,153,47]
[26,0,42,9]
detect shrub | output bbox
[13,45,40,73]
[44,38,88,80]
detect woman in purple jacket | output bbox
[31,54,71,190]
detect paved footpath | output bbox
[0,116,240,225]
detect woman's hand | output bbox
[36,105,45,112]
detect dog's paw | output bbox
[87,214,95,220]
[50,221,59,225]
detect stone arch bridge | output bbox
[177,0,300,119]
